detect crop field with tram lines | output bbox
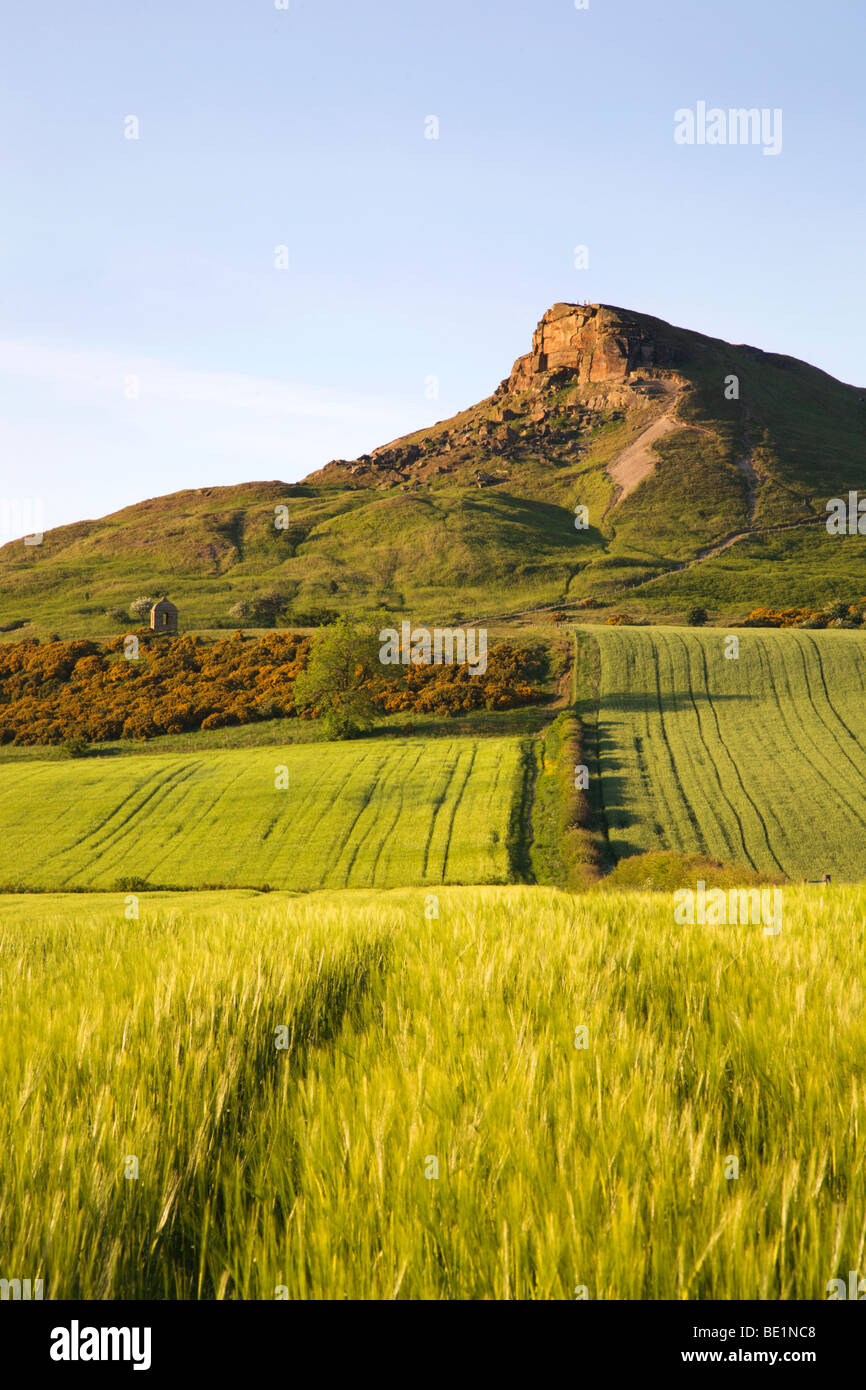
[3,625,866,1303]
[0,736,524,892]
[592,626,866,882]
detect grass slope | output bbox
[592,626,866,881]
[3,306,866,637]
[2,884,864,1298]
[0,737,523,891]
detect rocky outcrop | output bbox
[306,302,687,490]
[502,303,681,394]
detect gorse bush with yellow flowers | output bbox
[0,629,546,745]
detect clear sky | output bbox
[1,0,864,536]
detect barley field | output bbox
[2,884,864,1299]
[0,737,523,891]
[594,626,866,881]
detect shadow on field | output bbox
[600,690,750,713]
[368,705,558,740]
[593,727,667,848]
[596,780,639,835]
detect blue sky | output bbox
[1,0,864,535]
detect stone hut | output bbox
[149,596,178,635]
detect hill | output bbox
[588,625,866,881]
[2,302,866,637]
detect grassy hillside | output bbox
[0,480,596,637]
[0,737,525,891]
[636,524,866,612]
[3,883,865,1298]
[591,626,866,880]
[2,303,865,637]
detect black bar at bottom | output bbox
[1,1297,857,1376]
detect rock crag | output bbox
[502,302,682,393]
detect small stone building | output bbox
[149,596,178,635]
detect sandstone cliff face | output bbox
[504,303,681,392]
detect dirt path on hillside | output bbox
[462,382,822,628]
[736,434,760,526]
[464,512,826,629]
[675,512,825,567]
[606,379,684,503]
[608,413,680,500]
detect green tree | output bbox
[686,605,709,626]
[228,585,298,628]
[293,614,385,740]
[62,734,90,758]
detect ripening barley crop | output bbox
[1,884,864,1299]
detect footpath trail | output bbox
[463,507,825,630]
[606,378,685,503]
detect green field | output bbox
[593,626,866,881]
[6,625,866,892]
[0,737,524,891]
[2,884,864,1299]
[5,624,866,1301]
